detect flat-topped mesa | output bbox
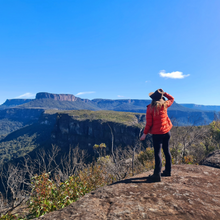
[36,92,78,101]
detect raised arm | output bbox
[164,92,174,108]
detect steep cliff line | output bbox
[0,110,146,166]
[51,110,146,154]
[36,92,79,101]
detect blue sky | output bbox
[0,0,220,105]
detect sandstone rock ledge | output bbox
[200,149,220,169]
[36,165,220,220]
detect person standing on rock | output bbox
[140,89,174,182]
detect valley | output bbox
[0,92,219,165]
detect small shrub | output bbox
[170,144,182,164]
[28,164,110,218]
[97,155,111,164]
[183,155,194,164]
[136,148,155,171]
[0,214,24,220]
[137,148,154,166]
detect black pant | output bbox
[152,131,171,175]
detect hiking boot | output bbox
[147,174,161,182]
[161,170,171,177]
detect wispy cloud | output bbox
[159,70,190,79]
[145,80,151,83]
[75,91,95,96]
[16,93,35,99]
[117,95,124,98]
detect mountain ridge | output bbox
[0,99,32,109]
[0,92,219,128]
[181,103,220,112]
[1,92,220,112]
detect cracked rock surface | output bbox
[35,165,220,220]
[200,149,220,169]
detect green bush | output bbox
[28,164,110,218]
[137,147,154,166]
[0,213,25,220]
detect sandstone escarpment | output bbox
[36,92,78,101]
[51,110,145,154]
[35,164,220,220]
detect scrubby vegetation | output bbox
[0,119,24,136]
[17,99,99,111]
[170,120,220,164]
[0,119,220,219]
[0,123,54,166]
[56,110,144,127]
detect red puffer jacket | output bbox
[143,92,174,135]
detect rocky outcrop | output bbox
[199,149,220,169]
[35,164,220,220]
[36,92,78,101]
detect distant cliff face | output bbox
[51,111,145,154]
[36,92,78,101]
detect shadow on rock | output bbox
[111,175,160,185]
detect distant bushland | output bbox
[16,98,100,111]
[0,122,55,165]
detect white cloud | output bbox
[75,91,95,96]
[117,95,124,98]
[159,70,190,79]
[16,93,35,99]
[145,80,151,83]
